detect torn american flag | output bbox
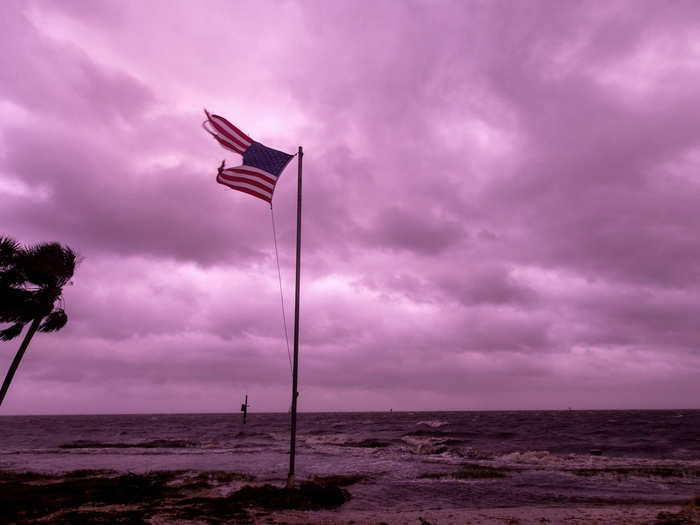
[203,109,293,203]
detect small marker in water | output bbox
[241,395,249,424]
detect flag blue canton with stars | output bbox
[243,141,294,178]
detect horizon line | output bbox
[1,407,699,417]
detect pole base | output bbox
[286,474,295,489]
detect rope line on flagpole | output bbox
[271,204,294,376]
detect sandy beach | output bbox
[263,504,699,525]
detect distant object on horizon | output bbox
[241,395,249,424]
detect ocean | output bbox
[1,410,699,511]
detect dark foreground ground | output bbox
[0,469,354,524]
[1,470,698,525]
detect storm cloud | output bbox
[1,0,699,414]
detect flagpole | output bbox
[287,146,303,489]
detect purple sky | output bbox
[2,0,700,415]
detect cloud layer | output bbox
[2,0,700,414]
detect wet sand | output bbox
[264,504,699,525]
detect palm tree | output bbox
[0,236,78,406]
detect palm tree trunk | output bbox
[0,318,41,407]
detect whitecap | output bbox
[415,420,449,428]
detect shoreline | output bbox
[2,469,698,524]
[263,504,698,524]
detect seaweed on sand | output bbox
[233,481,349,509]
[0,470,181,523]
[170,481,350,524]
[0,470,351,524]
[170,495,253,524]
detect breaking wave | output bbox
[416,420,449,428]
[59,440,196,450]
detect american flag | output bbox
[204,109,293,203]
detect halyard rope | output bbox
[270,204,293,376]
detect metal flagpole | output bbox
[287,146,303,489]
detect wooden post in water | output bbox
[287,146,303,489]
[241,394,248,424]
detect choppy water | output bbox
[2,410,699,510]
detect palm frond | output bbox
[2,238,76,335]
[39,309,67,333]
[0,236,20,265]
[21,243,77,288]
[0,288,36,324]
[0,322,24,341]
[59,247,78,287]
[0,267,25,288]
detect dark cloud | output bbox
[363,206,464,255]
[0,4,153,122]
[1,0,700,413]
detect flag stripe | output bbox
[209,114,253,151]
[218,176,273,198]
[211,114,253,144]
[210,121,250,153]
[213,134,246,155]
[225,165,278,184]
[219,170,276,191]
[217,174,273,202]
